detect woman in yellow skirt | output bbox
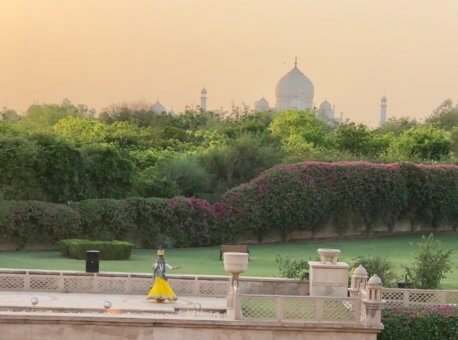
[147,249,179,303]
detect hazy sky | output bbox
[1,0,457,125]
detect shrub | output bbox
[0,201,81,249]
[74,199,137,241]
[379,306,458,340]
[154,156,212,197]
[403,234,453,289]
[58,239,133,260]
[275,255,309,280]
[351,256,398,287]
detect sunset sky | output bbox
[1,0,457,125]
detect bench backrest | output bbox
[220,244,249,253]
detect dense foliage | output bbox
[351,256,398,288]
[58,239,133,260]
[1,162,457,250]
[1,99,457,203]
[379,306,458,340]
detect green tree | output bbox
[270,110,334,154]
[32,134,86,202]
[390,125,451,160]
[153,156,211,197]
[451,126,458,158]
[81,146,136,198]
[0,107,20,123]
[336,122,383,157]
[53,116,108,145]
[403,234,453,289]
[426,99,458,131]
[17,99,94,133]
[374,117,417,136]
[200,133,282,196]
[0,135,44,200]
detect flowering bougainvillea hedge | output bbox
[0,162,457,248]
[379,305,457,340]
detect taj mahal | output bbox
[152,58,389,125]
[253,57,336,120]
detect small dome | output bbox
[152,98,167,114]
[381,95,387,103]
[201,87,207,95]
[320,100,332,111]
[354,264,368,277]
[255,97,270,112]
[367,274,383,286]
[318,99,334,119]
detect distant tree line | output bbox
[1,98,457,202]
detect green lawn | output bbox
[1,235,457,289]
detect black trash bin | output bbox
[86,250,100,273]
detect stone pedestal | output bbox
[223,252,249,320]
[308,249,349,297]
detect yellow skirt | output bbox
[147,276,177,302]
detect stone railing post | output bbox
[349,264,368,298]
[308,249,349,297]
[24,271,30,290]
[362,274,384,327]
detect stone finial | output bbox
[354,265,368,277]
[317,249,341,264]
[366,274,383,302]
[367,274,382,287]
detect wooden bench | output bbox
[219,244,250,261]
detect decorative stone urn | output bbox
[317,248,341,264]
[223,252,249,320]
[223,252,249,274]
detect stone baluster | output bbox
[349,264,368,298]
[362,274,384,327]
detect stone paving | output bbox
[0,291,226,316]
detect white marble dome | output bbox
[276,62,314,110]
[254,97,270,112]
[152,98,167,114]
[320,100,332,111]
[319,99,334,119]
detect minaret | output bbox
[380,95,387,125]
[200,87,207,112]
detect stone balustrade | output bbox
[382,287,458,307]
[0,269,308,297]
[235,294,361,323]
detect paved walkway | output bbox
[0,291,226,314]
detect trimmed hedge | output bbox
[0,162,457,248]
[58,239,133,260]
[379,306,458,340]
